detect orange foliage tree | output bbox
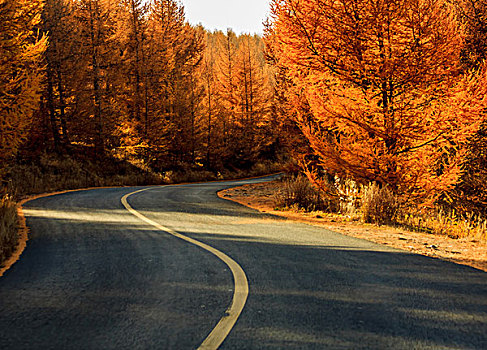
[448,0,487,214]
[266,0,487,205]
[0,0,47,174]
[12,0,280,175]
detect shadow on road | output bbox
[186,232,487,350]
[1,183,485,349]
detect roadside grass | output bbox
[164,160,283,184]
[0,196,18,267]
[5,151,164,198]
[276,174,487,242]
[396,210,487,241]
[361,183,399,225]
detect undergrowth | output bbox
[277,174,487,242]
[276,175,338,212]
[4,151,164,198]
[0,196,18,267]
[397,210,487,241]
[361,183,399,225]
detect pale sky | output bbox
[181,0,271,35]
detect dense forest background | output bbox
[2,0,487,264]
[1,0,290,198]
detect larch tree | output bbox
[1,0,281,176]
[0,0,47,172]
[211,31,276,168]
[144,0,185,166]
[266,0,487,205]
[143,0,204,168]
[116,0,147,123]
[215,29,239,154]
[233,35,274,167]
[201,31,219,168]
[107,0,148,159]
[172,23,205,163]
[450,0,487,213]
[73,0,120,154]
[42,0,77,151]
[453,0,487,69]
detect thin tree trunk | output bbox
[130,0,142,121]
[46,68,61,152]
[206,75,212,169]
[89,3,104,155]
[57,69,70,145]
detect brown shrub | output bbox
[277,175,338,212]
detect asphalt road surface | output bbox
[1,176,486,349]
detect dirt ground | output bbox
[218,180,487,272]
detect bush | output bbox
[361,183,399,225]
[277,175,338,212]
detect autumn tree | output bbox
[209,31,276,168]
[4,0,280,179]
[234,35,274,166]
[453,0,487,69]
[116,0,148,123]
[445,0,487,214]
[143,0,184,166]
[169,23,205,164]
[266,0,487,205]
[200,31,221,168]
[214,29,239,157]
[72,0,122,154]
[0,0,47,174]
[41,0,78,151]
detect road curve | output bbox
[0,176,486,349]
[121,188,249,350]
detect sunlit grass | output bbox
[398,210,487,241]
[277,175,487,242]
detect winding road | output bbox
[0,176,486,349]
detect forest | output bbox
[1,0,287,186]
[2,0,487,264]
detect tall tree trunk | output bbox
[46,67,61,152]
[57,69,70,145]
[130,0,142,121]
[89,3,104,155]
[206,75,212,169]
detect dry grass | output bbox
[4,150,283,200]
[0,196,18,267]
[398,210,487,241]
[276,174,486,242]
[165,160,283,184]
[276,175,338,212]
[5,152,164,198]
[361,183,399,225]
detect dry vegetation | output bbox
[276,175,487,242]
[3,151,282,199]
[0,197,18,267]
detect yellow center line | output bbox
[121,187,249,350]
